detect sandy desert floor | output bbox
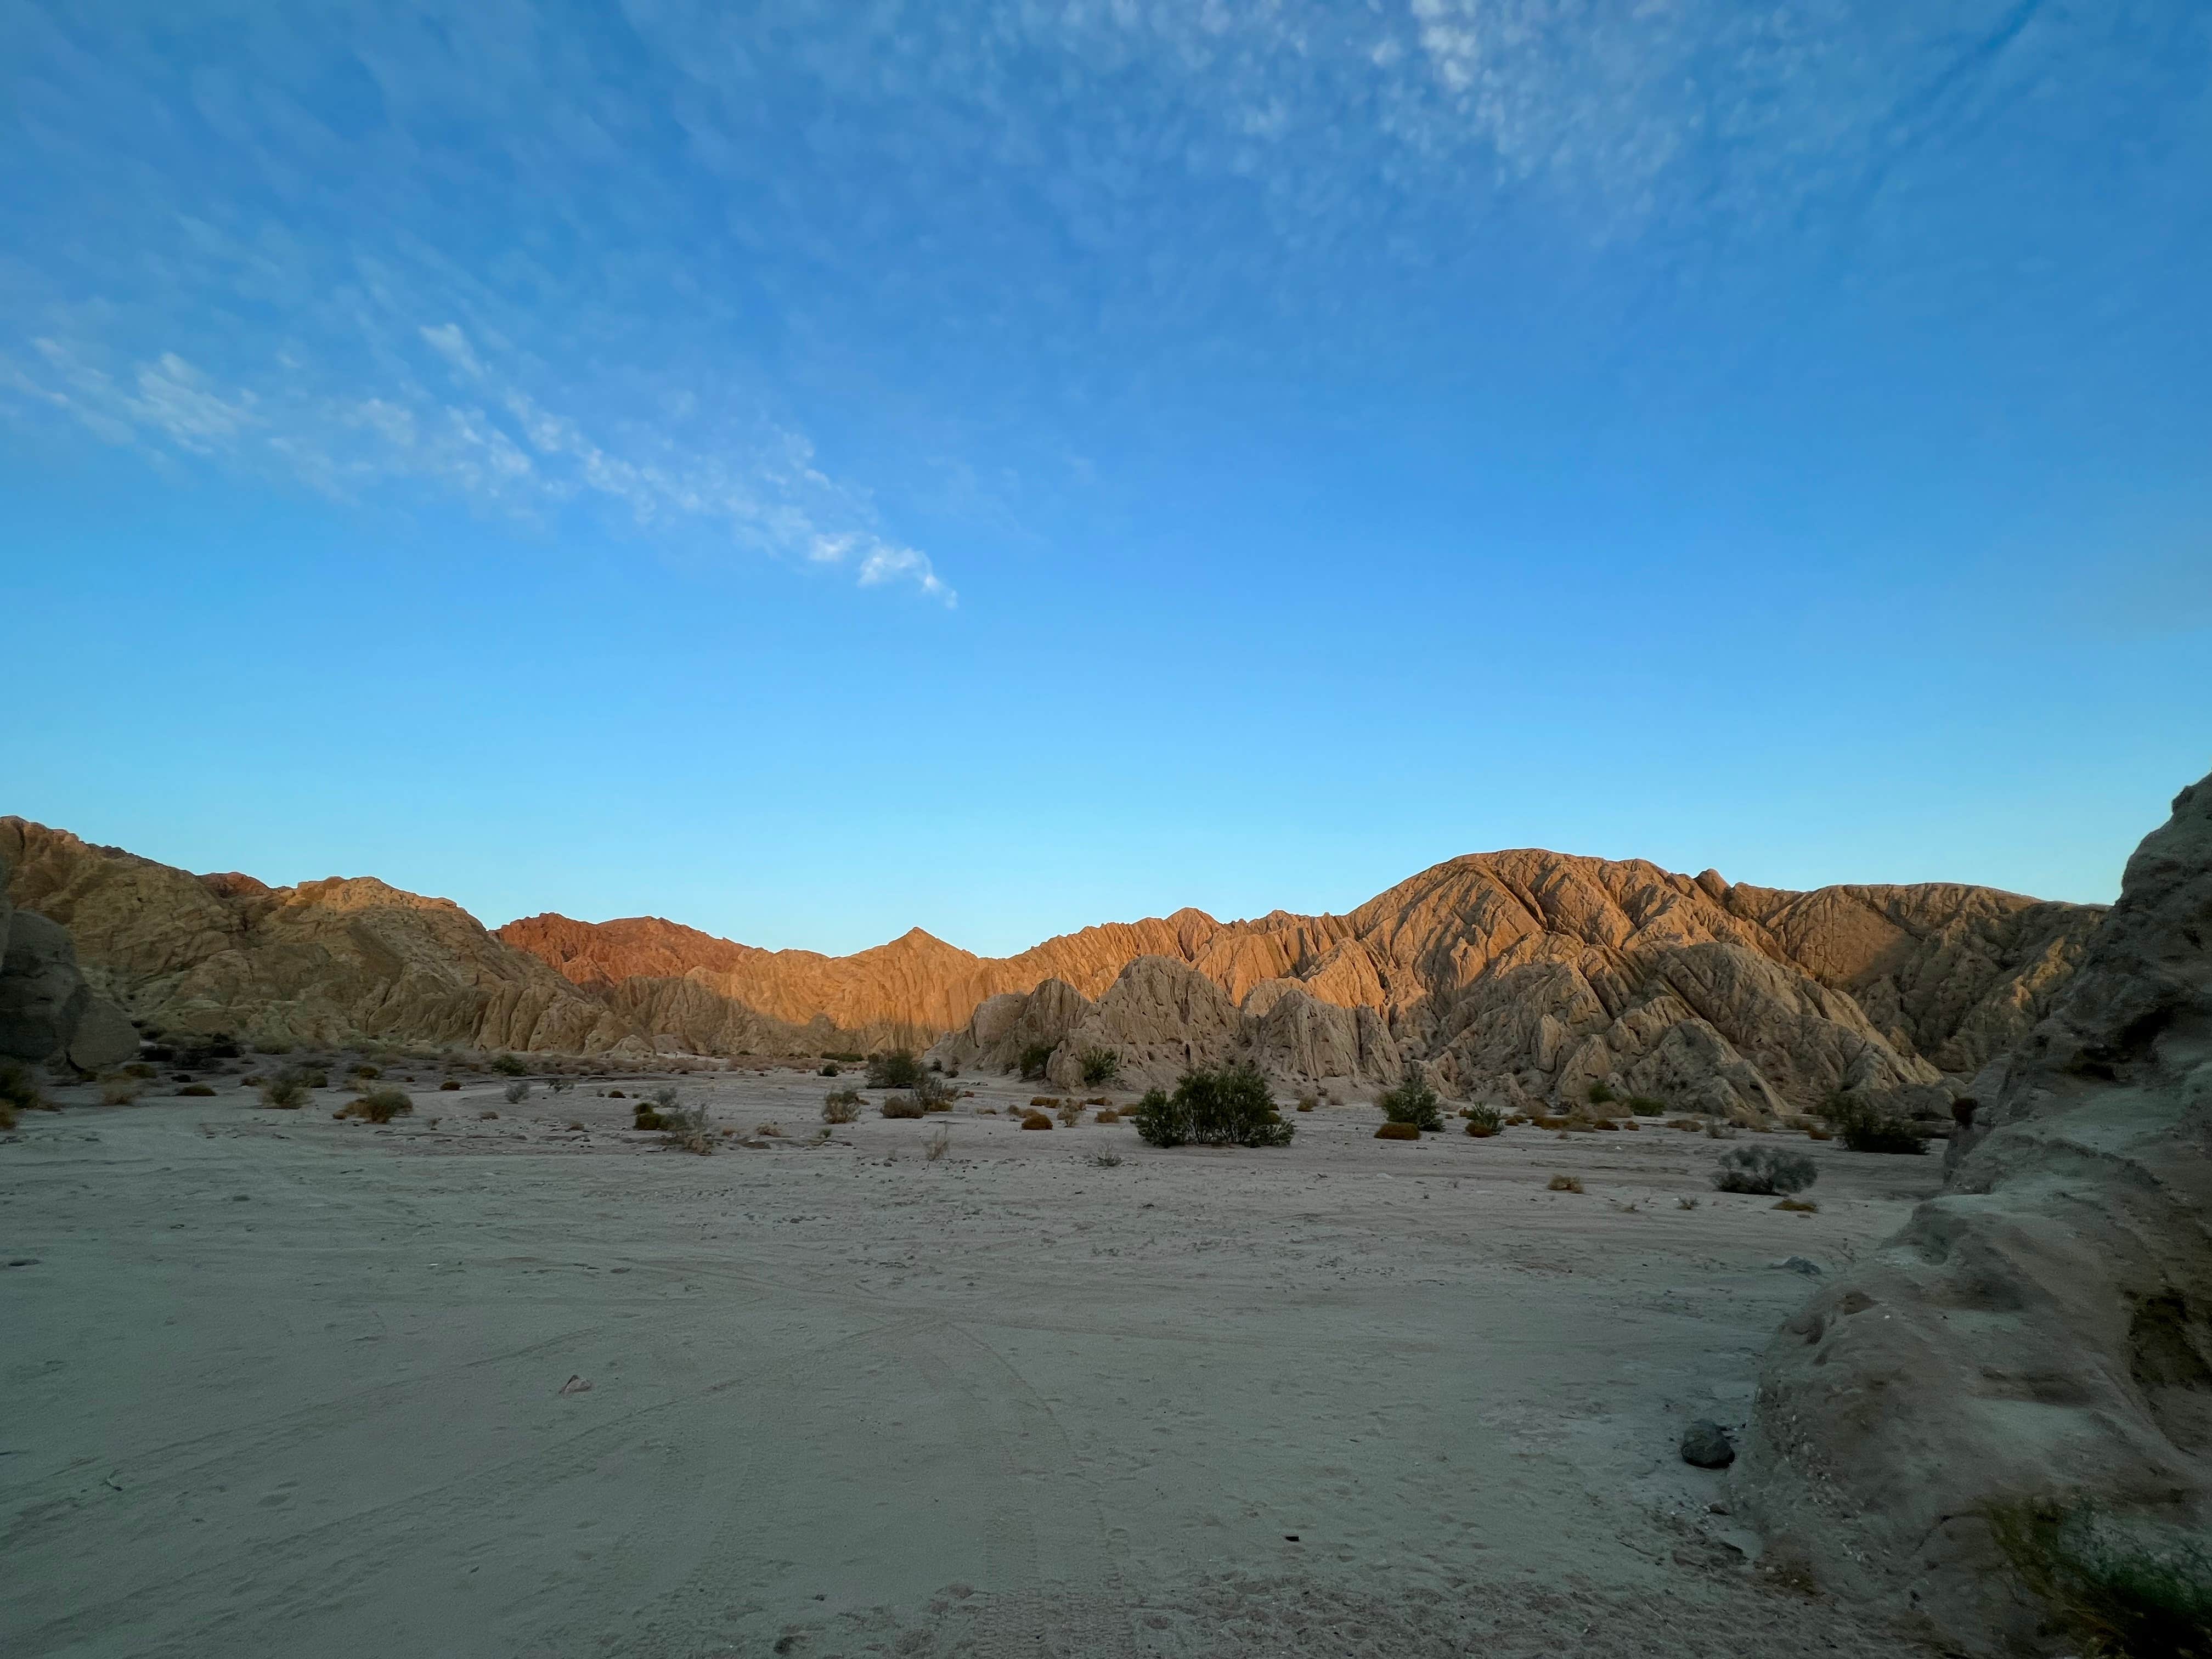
[2,1065,1950,1658]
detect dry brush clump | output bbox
[1713,1146,1819,1196]
[881,1093,926,1120]
[338,1087,414,1124]
[1816,1090,1928,1155]
[924,1125,950,1161]
[1018,1110,1053,1130]
[1374,1120,1421,1141]
[659,1101,715,1155]
[258,1068,314,1110]
[1055,1101,1084,1127]
[1077,1047,1121,1086]
[821,1087,862,1124]
[1548,1173,1585,1193]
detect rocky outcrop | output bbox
[0,860,139,1070]
[921,851,2098,1107]
[1,820,636,1055]
[1743,772,2212,1652]
[7,810,2106,1111]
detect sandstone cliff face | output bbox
[0,857,139,1070]
[1743,772,2212,1652]
[1,820,635,1055]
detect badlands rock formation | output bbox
[0,854,138,1069]
[5,809,2100,1116]
[0,819,633,1056]
[923,852,2100,1114]
[1745,771,2212,1651]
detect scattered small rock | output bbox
[557,1375,593,1395]
[1680,1420,1736,1468]
[1773,1255,1822,1277]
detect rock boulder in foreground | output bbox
[1745,770,2212,1651]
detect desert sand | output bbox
[4,1066,1944,1658]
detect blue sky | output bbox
[4,1,2208,955]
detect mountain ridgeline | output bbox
[2,816,2101,1118]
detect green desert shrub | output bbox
[1378,1074,1443,1132]
[1626,1095,1671,1116]
[1464,1104,1505,1137]
[867,1049,924,1090]
[490,1053,528,1076]
[1818,1091,1926,1155]
[1586,1080,1616,1105]
[258,1069,312,1110]
[821,1087,862,1124]
[819,1063,841,1077]
[1077,1048,1122,1086]
[1712,1146,1819,1196]
[1132,1063,1294,1149]
[1017,1042,1056,1082]
[1988,1498,2212,1659]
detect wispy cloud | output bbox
[0,0,2120,595]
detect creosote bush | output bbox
[1713,1146,1819,1196]
[1017,1043,1056,1081]
[1626,1096,1670,1116]
[1296,1093,1318,1113]
[881,1093,926,1120]
[867,1049,925,1090]
[1463,1104,1504,1137]
[1378,1074,1443,1132]
[258,1070,312,1110]
[1817,1091,1927,1155]
[819,1063,841,1077]
[1587,1080,1616,1105]
[490,1053,528,1076]
[821,1088,862,1124]
[913,1071,955,1111]
[1132,1063,1294,1149]
[1077,1048,1121,1086]
[343,1087,414,1124]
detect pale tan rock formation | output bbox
[922,851,2099,1106]
[1743,771,2212,1652]
[1,820,633,1055]
[6,810,2103,1111]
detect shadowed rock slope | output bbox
[1,819,634,1054]
[1744,770,2212,1652]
